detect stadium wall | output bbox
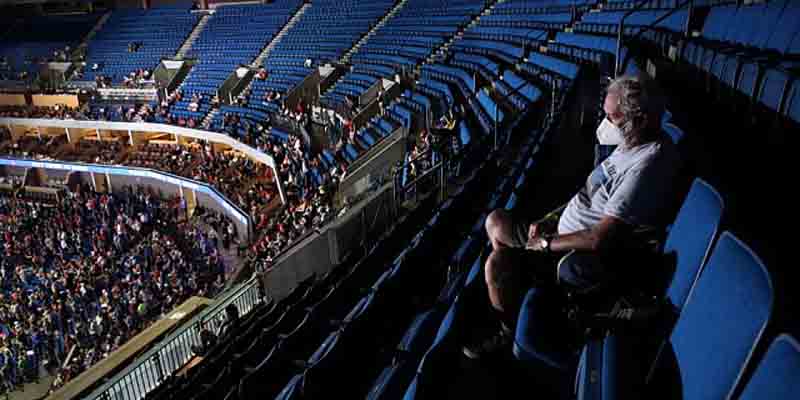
[260,183,395,301]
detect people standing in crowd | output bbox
[0,185,226,395]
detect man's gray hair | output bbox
[606,75,664,145]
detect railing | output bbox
[614,0,695,76]
[283,65,324,112]
[219,67,254,105]
[85,277,264,400]
[0,116,286,204]
[493,78,551,150]
[96,87,157,101]
[393,146,446,206]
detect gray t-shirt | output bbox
[558,136,680,235]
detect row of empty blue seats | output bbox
[83,9,197,82]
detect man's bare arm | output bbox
[528,215,629,253]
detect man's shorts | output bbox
[510,216,535,249]
[557,251,613,290]
[507,214,650,291]
[508,250,613,291]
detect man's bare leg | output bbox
[485,209,518,251]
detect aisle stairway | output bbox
[176,13,212,60]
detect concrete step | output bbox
[252,3,310,67]
[176,14,211,59]
[339,0,408,64]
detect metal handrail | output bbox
[86,277,263,400]
[493,79,537,149]
[630,0,695,43]
[614,0,695,77]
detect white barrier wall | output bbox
[0,117,286,204]
[0,158,252,242]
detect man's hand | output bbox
[525,234,546,252]
[527,223,540,240]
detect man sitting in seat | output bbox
[463,75,681,359]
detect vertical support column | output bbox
[129,129,134,146]
[273,165,287,205]
[90,172,97,192]
[200,0,209,10]
[106,174,112,194]
[182,187,197,219]
[142,0,150,10]
[90,172,110,193]
[65,128,71,143]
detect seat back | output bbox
[662,178,724,311]
[665,232,773,400]
[783,79,800,124]
[757,68,789,112]
[739,334,800,399]
[769,1,800,53]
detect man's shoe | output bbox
[462,327,512,360]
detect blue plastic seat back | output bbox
[665,232,773,400]
[458,120,472,147]
[757,68,789,112]
[784,79,800,124]
[662,122,684,145]
[766,2,800,53]
[274,374,304,400]
[662,178,724,310]
[739,334,800,400]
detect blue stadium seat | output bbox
[654,232,772,398]
[576,232,773,400]
[756,68,790,113]
[83,9,198,83]
[518,178,724,373]
[782,77,800,124]
[738,334,800,400]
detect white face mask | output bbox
[596,117,624,146]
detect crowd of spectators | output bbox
[0,100,149,123]
[119,137,338,270]
[0,47,70,82]
[0,175,23,188]
[0,185,226,395]
[72,138,124,164]
[93,74,113,89]
[0,105,88,120]
[154,90,211,128]
[0,134,68,161]
[89,102,154,123]
[187,93,203,113]
[0,126,10,143]
[0,97,414,282]
[0,62,29,82]
[246,128,339,271]
[123,142,278,217]
[0,134,279,226]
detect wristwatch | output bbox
[540,235,552,253]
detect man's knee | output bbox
[485,249,517,289]
[485,209,510,241]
